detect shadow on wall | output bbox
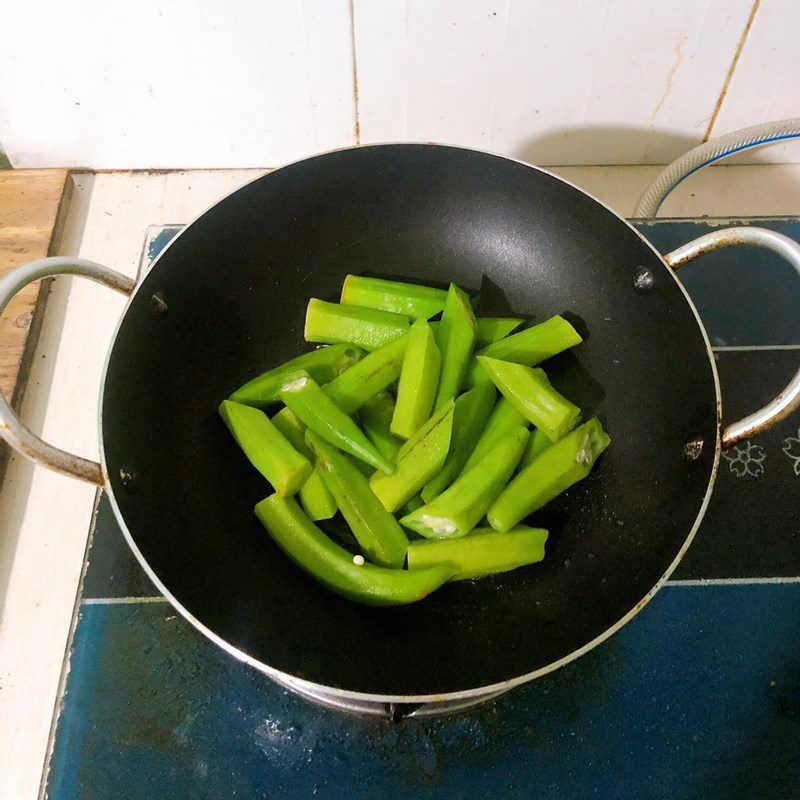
[514,126,700,167]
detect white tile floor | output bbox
[2,163,800,800]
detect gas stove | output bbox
[42,218,800,799]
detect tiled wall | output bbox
[1,0,797,168]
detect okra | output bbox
[359,392,403,462]
[421,382,496,502]
[230,344,362,407]
[279,371,393,474]
[520,426,554,468]
[401,425,529,539]
[401,495,425,516]
[434,284,476,410]
[468,315,582,385]
[219,400,311,495]
[392,319,440,439]
[407,526,548,580]
[474,317,525,347]
[255,495,452,606]
[272,406,339,517]
[341,274,447,320]
[324,335,408,414]
[460,396,529,476]
[488,418,610,532]
[305,298,410,351]
[478,357,580,442]
[370,402,455,512]
[299,468,338,521]
[306,432,408,568]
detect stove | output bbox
[43,218,800,799]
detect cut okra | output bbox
[478,357,580,442]
[474,317,525,347]
[401,425,530,539]
[230,344,362,407]
[359,392,404,462]
[305,298,410,351]
[341,274,447,320]
[434,284,476,410]
[279,371,393,474]
[270,406,313,457]
[401,495,425,516]
[324,335,408,414]
[255,495,451,606]
[392,320,440,439]
[520,427,554,468]
[299,468,338,521]
[488,418,610,532]
[219,400,311,495]
[460,396,529,476]
[407,526,548,580]
[370,402,455,513]
[306,432,408,568]
[421,382,496,503]
[468,315,582,385]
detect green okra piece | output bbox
[434,284,477,410]
[305,298,410,351]
[391,319,441,439]
[401,425,530,539]
[407,526,548,580]
[474,317,525,347]
[401,495,425,516]
[271,406,313,457]
[219,400,312,495]
[230,344,363,407]
[488,418,610,532]
[520,426,554,468]
[255,495,452,606]
[421,382,496,503]
[370,402,455,513]
[324,334,408,414]
[306,431,408,568]
[460,396,529,476]
[272,407,339,516]
[299,468,338,521]
[279,371,393,474]
[468,315,582,385]
[341,274,447,320]
[359,392,404,462]
[478,357,580,442]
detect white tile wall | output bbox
[354,0,754,165]
[1,0,799,168]
[0,0,356,168]
[707,0,800,163]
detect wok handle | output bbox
[664,226,800,448]
[0,257,136,484]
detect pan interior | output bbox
[102,145,717,697]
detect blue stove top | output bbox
[44,219,800,800]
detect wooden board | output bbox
[0,169,70,478]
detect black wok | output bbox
[2,145,799,713]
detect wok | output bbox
[2,145,799,715]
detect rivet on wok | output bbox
[150,291,168,317]
[120,465,138,491]
[683,437,704,461]
[633,267,654,293]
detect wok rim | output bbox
[97,142,722,703]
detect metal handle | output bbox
[0,257,136,484]
[664,227,800,448]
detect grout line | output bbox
[703,0,762,142]
[712,344,800,352]
[82,596,168,605]
[349,0,361,144]
[667,576,800,586]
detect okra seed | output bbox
[353,554,365,566]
